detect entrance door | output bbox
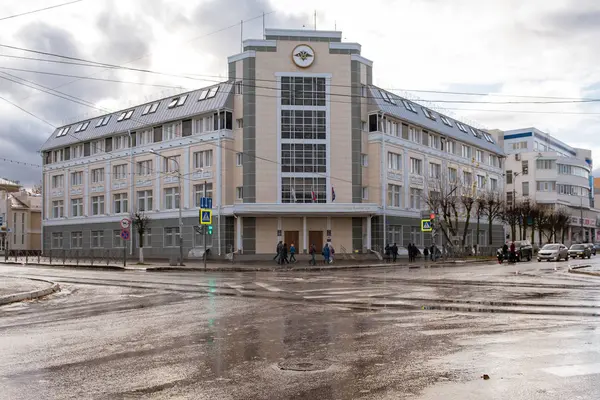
[284,231,299,248]
[308,231,323,250]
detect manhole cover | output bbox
[277,359,331,372]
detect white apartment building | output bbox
[496,127,598,244]
[40,29,506,258]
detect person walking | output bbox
[329,245,335,264]
[392,243,398,262]
[430,245,435,261]
[384,244,391,263]
[408,243,414,262]
[309,243,317,266]
[281,243,289,264]
[322,243,331,265]
[274,241,282,264]
[423,246,429,261]
[289,243,297,263]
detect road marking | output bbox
[254,282,284,292]
[225,283,244,291]
[542,362,600,377]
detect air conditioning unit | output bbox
[515,154,521,161]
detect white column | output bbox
[183,148,190,209]
[154,154,161,210]
[236,216,243,252]
[104,161,111,214]
[303,216,307,254]
[366,216,372,250]
[64,169,69,218]
[423,155,429,198]
[403,149,410,208]
[83,167,89,216]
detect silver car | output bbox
[537,244,569,262]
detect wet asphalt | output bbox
[1,257,600,399]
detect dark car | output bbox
[570,244,592,259]
[496,240,533,262]
[586,243,597,256]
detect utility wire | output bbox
[0,0,84,22]
[0,94,56,127]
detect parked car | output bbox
[585,243,596,256]
[568,244,592,259]
[496,240,533,262]
[537,244,569,262]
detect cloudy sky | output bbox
[1,0,600,186]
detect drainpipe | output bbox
[129,130,133,256]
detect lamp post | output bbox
[150,149,184,266]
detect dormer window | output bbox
[456,122,468,133]
[74,121,90,133]
[439,115,453,127]
[168,95,188,108]
[401,99,417,113]
[96,115,111,127]
[207,86,219,99]
[469,127,480,138]
[56,127,70,137]
[198,90,209,101]
[422,108,436,121]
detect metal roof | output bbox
[369,86,505,155]
[40,82,233,151]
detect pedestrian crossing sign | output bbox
[200,209,212,225]
[421,219,432,232]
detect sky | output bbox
[1,0,600,186]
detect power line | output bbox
[0,157,42,168]
[0,0,84,22]
[0,94,56,127]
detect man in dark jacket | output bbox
[281,243,289,264]
[392,243,398,262]
[274,241,282,264]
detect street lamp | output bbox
[150,149,184,266]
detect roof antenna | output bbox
[314,10,317,30]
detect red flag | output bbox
[311,189,317,202]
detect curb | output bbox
[0,276,61,306]
[568,265,600,277]
[1,261,125,271]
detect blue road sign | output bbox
[421,219,432,232]
[200,197,213,209]
[200,209,212,225]
[120,229,130,240]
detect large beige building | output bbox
[40,29,505,258]
[0,178,42,253]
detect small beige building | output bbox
[0,178,42,253]
[40,29,505,258]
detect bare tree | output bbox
[480,191,505,247]
[32,182,42,194]
[504,201,522,241]
[519,199,533,241]
[133,212,151,263]
[556,209,571,244]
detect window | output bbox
[281,110,326,140]
[429,162,441,179]
[236,186,243,200]
[236,153,243,167]
[142,102,160,115]
[469,127,479,138]
[429,134,440,150]
[235,81,243,95]
[440,115,453,127]
[163,122,182,140]
[113,193,128,214]
[164,187,180,210]
[71,144,84,159]
[74,122,90,133]
[113,135,128,150]
[193,150,213,169]
[511,141,528,150]
[483,132,495,143]
[91,231,104,248]
[91,139,104,155]
[463,171,473,185]
[489,155,499,168]
[138,229,152,248]
[137,190,153,212]
[507,192,513,207]
[113,164,127,180]
[522,181,530,197]
[410,188,422,209]
[136,160,152,176]
[476,150,483,163]
[490,178,498,191]
[281,143,326,173]
[194,228,213,248]
[446,140,456,154]
[91,168,104,184]
[51,232,63,249]
[361,154,369,167]
[410,226,422,246]
[422,107,436,120]
[236,118,243,129]
[536,159,555,170]
[448,167,457,183]
[557,164,589,178]
[506,170,513,184]
[194,183,213,207]
[522,160,529,175]
[387,184,402,207]
[281,77,325,106]
[207,86,219,99]
[456,122,467,133]
[167,94,188,108]
[281,178,326,203]
[410,158,423,175]
[477,175,486,188]
[71,198,83,217]
[536,181,556,192]
[137,129,153,145]
[71,171,83,186]
[193,115,214,134]
[408,126,421,143]
[401,99,417,113]
[362,187,369,200]
[51,175,64,189]
[164,227,180,247]
[71,232,83,249]
[461,145,471,159]
[56,127,70,137]
[388,152,402,171]
[113,230,125,248]
[52,200,64,218]
[52,149,64,163]
[117,110,134,121]
[198,89,209,101]
[96,115,111,127]
[91,196,105,215]
[361,121,367,131]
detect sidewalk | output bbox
[0,276,60,305]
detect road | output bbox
[1,257,600,399]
